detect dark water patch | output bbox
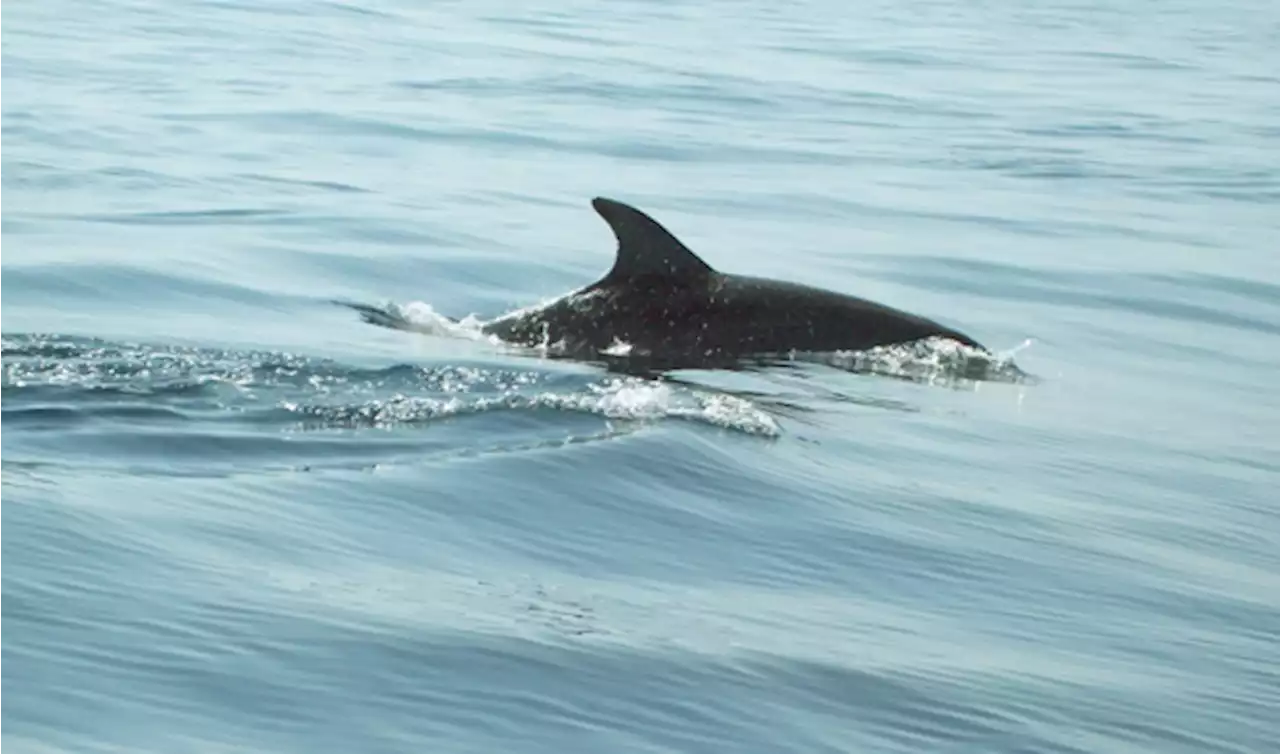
[66,207,289,226]
[234,172,371,195]
[1064,49,1199,72]
[3,404,194,429]
[579,134,856,166]
[163,108,570,154]
[398,70,779,112]
[1150,167,1280,203]
[947,149,1143,183]
[746,655,1023,746]
[1149,271,1280,312]
[317,0,401,19]
[12,426,467,468]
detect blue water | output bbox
[4,0,1279,752]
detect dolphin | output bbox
[472,197,986,370]
[340,197,991,373]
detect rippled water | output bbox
[4,1,1279,752]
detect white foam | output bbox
[283,376,780,437]
[392,301,496,343]
[799,336,1032,385]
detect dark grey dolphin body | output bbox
[477,197,986,370]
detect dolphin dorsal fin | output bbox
[591,197,715,283]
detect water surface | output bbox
[4,1,1278,752]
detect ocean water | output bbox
[3,0,1278,751]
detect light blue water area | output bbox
[3,0,1279,752]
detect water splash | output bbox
[2,333,781,439]
[798,336,1036,387]
[335,299,499,343]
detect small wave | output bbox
[62,207,289,226]
[2,334,781,443]
[3,404,192,428]
[279,378,780,437]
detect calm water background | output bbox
[4,1,1279,752]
